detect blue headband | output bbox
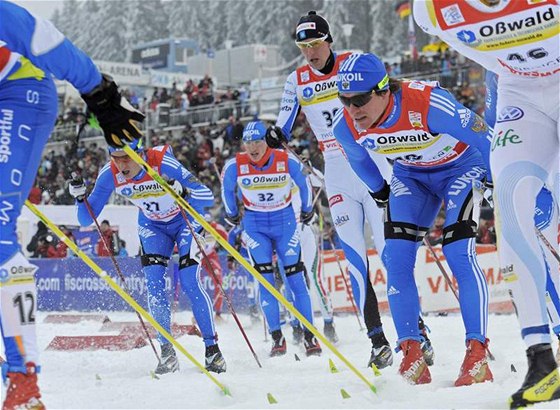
[337,53,389,94]
[242,121,267,142]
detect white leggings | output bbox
[491,74,560,348]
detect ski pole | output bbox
[80,192,161,364]
[123,145,379,393]
[208,157,222,183]
[422,237,495,360]
[422,237,460,301]
[180,209,262,368]
[25,200,230,395]
[311,186,323,209]
[327,236,365,331]
[171,273,181,325]
[316,203,364,331]
[281,142,325,188]
[535,227,560,263]
[317,209,331,317]
[305,211,334,322]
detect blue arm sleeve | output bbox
[227,225,241,248]
[0,1,101,93]
[76,164,114,226]
[332,110,386,192]
[427,87,493,180]
[288,157,312,213]
[159,151,214,211]
[221,159,239,217]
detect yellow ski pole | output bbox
[123,145,378,393]
[24,200,229,395]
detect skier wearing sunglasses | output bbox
[333,52,493,386]
[266,11,399,370]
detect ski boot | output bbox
[270,330,287,357]
[3,362,45,410]
[419,317,435,366]
[324,321,339,344]
[398,340,431,385]
[303,330,322,357]
[292,325,304,345]
[509,343,560,409]
[154,343,179,375]
[455,339,493,386]
[368,332,393,370]
[205,344,227,374]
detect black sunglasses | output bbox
[338,90,376,108]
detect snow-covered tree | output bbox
[369,0,409,59]
[48,0,428,65]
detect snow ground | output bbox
[4,311,560,410]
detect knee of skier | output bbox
[141,253,169,268]
[284,261,305,277]
[286,271,308,295]
[442,221,477,248]
[178,253,198,270]
[382,237,417,275]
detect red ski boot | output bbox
[270,330,287,357]
[303,331,322,357]
[455,339,494,387]
[2,363,44,410]
[399,340,431,385]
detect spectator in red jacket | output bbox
[96,220,117,256]
[28,183,42,204]
[54,226,75,258]
[34,235,57,258]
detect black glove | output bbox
[369,181,390,208]
[68,172,86,202]
[265,125,287,149]
[81,73,145,148]
[161,175,189,198]
[300,210,315,225]
[225,214,241,227]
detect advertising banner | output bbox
[35,245,512,315]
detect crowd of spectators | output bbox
[31,49,497,252]
[28,141,108,206]
[26,222,76,258]
[50,75,250,143]
[139,76,250,123]
[26,218,127,259]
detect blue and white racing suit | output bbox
[0,0,101,374]
[415,0,560,351]
[333,80,493,346]
[486,71,560,336]
[221,148,314,333]
[276,52,393,340]
[76,145,218,347]
[535,189,560,336]
[287,175,334,326]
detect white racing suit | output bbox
[290,171,334,324]
[414,0,560,349]
[276,52,393,339]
